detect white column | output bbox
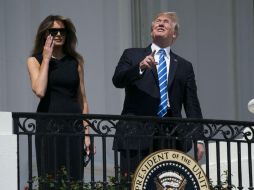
[0,112,17,190]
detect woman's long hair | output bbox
[31,15,83,63]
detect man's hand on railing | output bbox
[197,143,204,161]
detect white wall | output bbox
[0,112,17,190]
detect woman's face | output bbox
[47,20,67,46]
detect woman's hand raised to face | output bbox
[43,35,54,61]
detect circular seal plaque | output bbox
[132,149,210,190]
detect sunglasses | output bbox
[84,153,91,167]
[48,28,67,37]
[83,145,94,167]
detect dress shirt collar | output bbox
[151,43,171,58]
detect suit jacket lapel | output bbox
[168,51,178,88]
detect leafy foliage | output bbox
[209,170,236,190]
[30,167,235,190]
[31,166,130,190]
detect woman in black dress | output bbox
[27,15,90,185]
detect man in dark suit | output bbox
[112,12,204,174]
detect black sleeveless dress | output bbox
[36,54,81,113]
[35,54,84,183]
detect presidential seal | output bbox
[132,149,210,190]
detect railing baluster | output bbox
[102,135,107,189]
[114,149,119,190]
[28,134,33,190]
[205,140,210,180]
[248,142,253,189]
[90,136,95,189]
[78,133,83,190]
[237,141,243,190]
[40,134,45,189]
[227,141,232,189]
[126,140,131,189]
[53,134,57,190]
[66,135,70,188]
[216,141,221,190]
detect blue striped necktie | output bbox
[157,49,168,117]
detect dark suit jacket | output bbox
[112,45,202,150]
